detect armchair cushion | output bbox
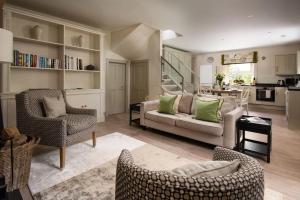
[171,159,240,178]
[43,95,66,118]
[58,114,96,135]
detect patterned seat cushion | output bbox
[59,114,96,135]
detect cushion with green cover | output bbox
[195,99,220,123]
[158,95,177,115]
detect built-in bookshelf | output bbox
[1,6,104,92]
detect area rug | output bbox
[31,133,200,200]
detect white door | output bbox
[106,62,126,115]
[130,60,149,104]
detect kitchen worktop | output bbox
[288,87,300,91]
[242,83,287,87]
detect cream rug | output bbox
[31,133,199,200]
[29,133,145,194]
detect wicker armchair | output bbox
[116,147,264,200]
[15,89,97,169]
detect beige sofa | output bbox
[140,97,244,149]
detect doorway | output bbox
[130,60,149,104]
[106,61,127,115]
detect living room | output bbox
[0,0,299,199]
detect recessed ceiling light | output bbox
[281,34,286,38]
[247,15,254,18]
[267,32,271,34]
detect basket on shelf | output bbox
[0,135,40,191]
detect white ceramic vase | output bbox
[78,35,83,47]
[31,25,42,40]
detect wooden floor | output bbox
[97,108,300,200]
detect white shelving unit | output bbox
[1,5,106,124]
[1,6,104,92]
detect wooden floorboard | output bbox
[96,107,300,200]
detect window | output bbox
[225,63,255,85]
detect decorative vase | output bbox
[31,25,42,40]
[78,35,83,47]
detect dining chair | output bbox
[236,87,251,115]
[199,85,213,95]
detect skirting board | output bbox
[249,104,285,111]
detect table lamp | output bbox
[0,28,13,131]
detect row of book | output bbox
[13,50,60,69]
[65,55,83,70]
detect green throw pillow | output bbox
[195,99,220,123]
[158,95,177,115]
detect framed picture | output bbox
[222,51,257,65]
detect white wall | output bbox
[110,24,162,100]
[193,43,300,84]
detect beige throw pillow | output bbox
[178,93,193,114]
[43,95,66,118]
[171,159,240,178]
[165,93,182,113]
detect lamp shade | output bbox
[0,28,13,63]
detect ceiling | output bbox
[7,0,300,53]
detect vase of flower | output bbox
[31,25,42,40]
[215,73,225,87]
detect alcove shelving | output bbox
[3,8,104,92]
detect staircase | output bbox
[161,73,184,95]
[161,50,201,94]
[161,56,184,94]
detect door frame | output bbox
[105,59,130,116]
[130,59,150,103]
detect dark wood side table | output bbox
[129,103,141,126]
[236,115,272,163]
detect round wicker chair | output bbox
[115,146,264,200]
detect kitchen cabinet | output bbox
[275,87,286,107]
[248,86,286,107]
[286,90,300,129]
[275,54,297,75]
[248,87,256,104]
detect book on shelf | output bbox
[65,54,83,70]
[13,50,60,69]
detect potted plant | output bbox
[233,76,245,85]
[215,73,225,87]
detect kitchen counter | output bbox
[242,84,286,87]
[288,87,300,91]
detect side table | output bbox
[129,103,141,126]
[236,115,272,163]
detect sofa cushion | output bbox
[158,95,177,114]
[171,159,240,178]
[165,93,182,113]
[176,115,223,136]
[59,114,96,135]
[145,110,180,126]
[195,99,221,123]
[178,93,193,114]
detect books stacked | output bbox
[13,50,60,69]
[65,55,83,70]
